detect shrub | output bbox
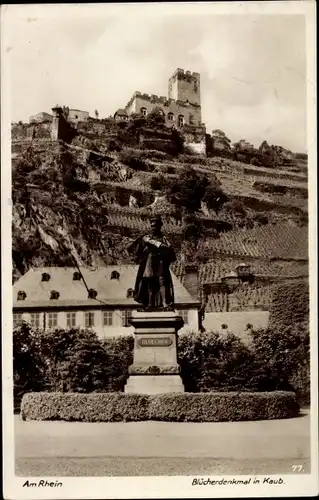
[165,166,227,213]
[137,149,172,161]
[119,148,149,172]
[223,199,247,216]
[150,174,166,192]
[40,328,112,392]
[101,335,134,391]
[269,280,309,331]
[21,392,149,422]
[13,327,309,408]
[178,331,255,393]
[178,153,209,166]
[13,322,47,411]
[21,391,299,422]
[253,212,269,225]
[249,326,310,404]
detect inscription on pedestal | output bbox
[138,337,173,347]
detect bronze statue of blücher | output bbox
[128,215,176,311]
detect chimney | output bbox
[183,264,199,300]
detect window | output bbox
[167,112,174,121]
[85,312,95,328]
[178,115,184,127]
[50,290,60,300]
[179,310,189,325]
[48,313,58,329]
[13,313,22,327]
[140,107,147,116]
[30,313,40,328]
[111,270,120,280]
[66,312,77,328]
[126,288,134,298]
[103,311,113,326]
[17,290,26,301]
[121,310,132,327]
[73,272,81,281]
[41,273,50,282]
[189,114,195,125]
[88,288,97,299]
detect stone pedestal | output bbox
[124,311,185,394]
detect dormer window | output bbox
[50,290,60,300]
[41,272,50,282]
[88,288,97,299]
[17,290,26,301]
[73,271,81,281]
[127,288,134,298]
[111,271,120,280]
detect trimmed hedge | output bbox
[21,391,299,422]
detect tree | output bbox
[13,322,47,409]
[40,328,111,392]
[146,107,166,128]
[208,130,232,158]
[95,109,99,119]
[165,166,227,214]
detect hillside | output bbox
[12,117,308,285]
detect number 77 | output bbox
[292,465,303,472]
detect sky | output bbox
[4,5,307,152]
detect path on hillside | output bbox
[15,411,310,477]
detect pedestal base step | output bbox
[124,375,184,394]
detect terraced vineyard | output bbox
[12,134,309,304]
[198,222,308,260]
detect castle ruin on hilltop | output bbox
[14,68,207,155]
[118,68,206,154]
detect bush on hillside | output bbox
[150,174,166,192]
[119,148,150,172]
[135,149,172,161]
[21,391,299,422]
[178,153,209,166]
[223,199,247,216]
[252,212,269,225]
[158,165,176,175]
[165,166,227,213]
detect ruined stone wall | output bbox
[182,124,206,155]
[68,109,89,124]
[12,122,51,141]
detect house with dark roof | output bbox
[13,266,200,337]
[114,108,128,121]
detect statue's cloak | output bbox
[128,234,176,308]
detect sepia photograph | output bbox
[1,2,317,499]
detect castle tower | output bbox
[168,69,201,106]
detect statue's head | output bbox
[150,215,163,233]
